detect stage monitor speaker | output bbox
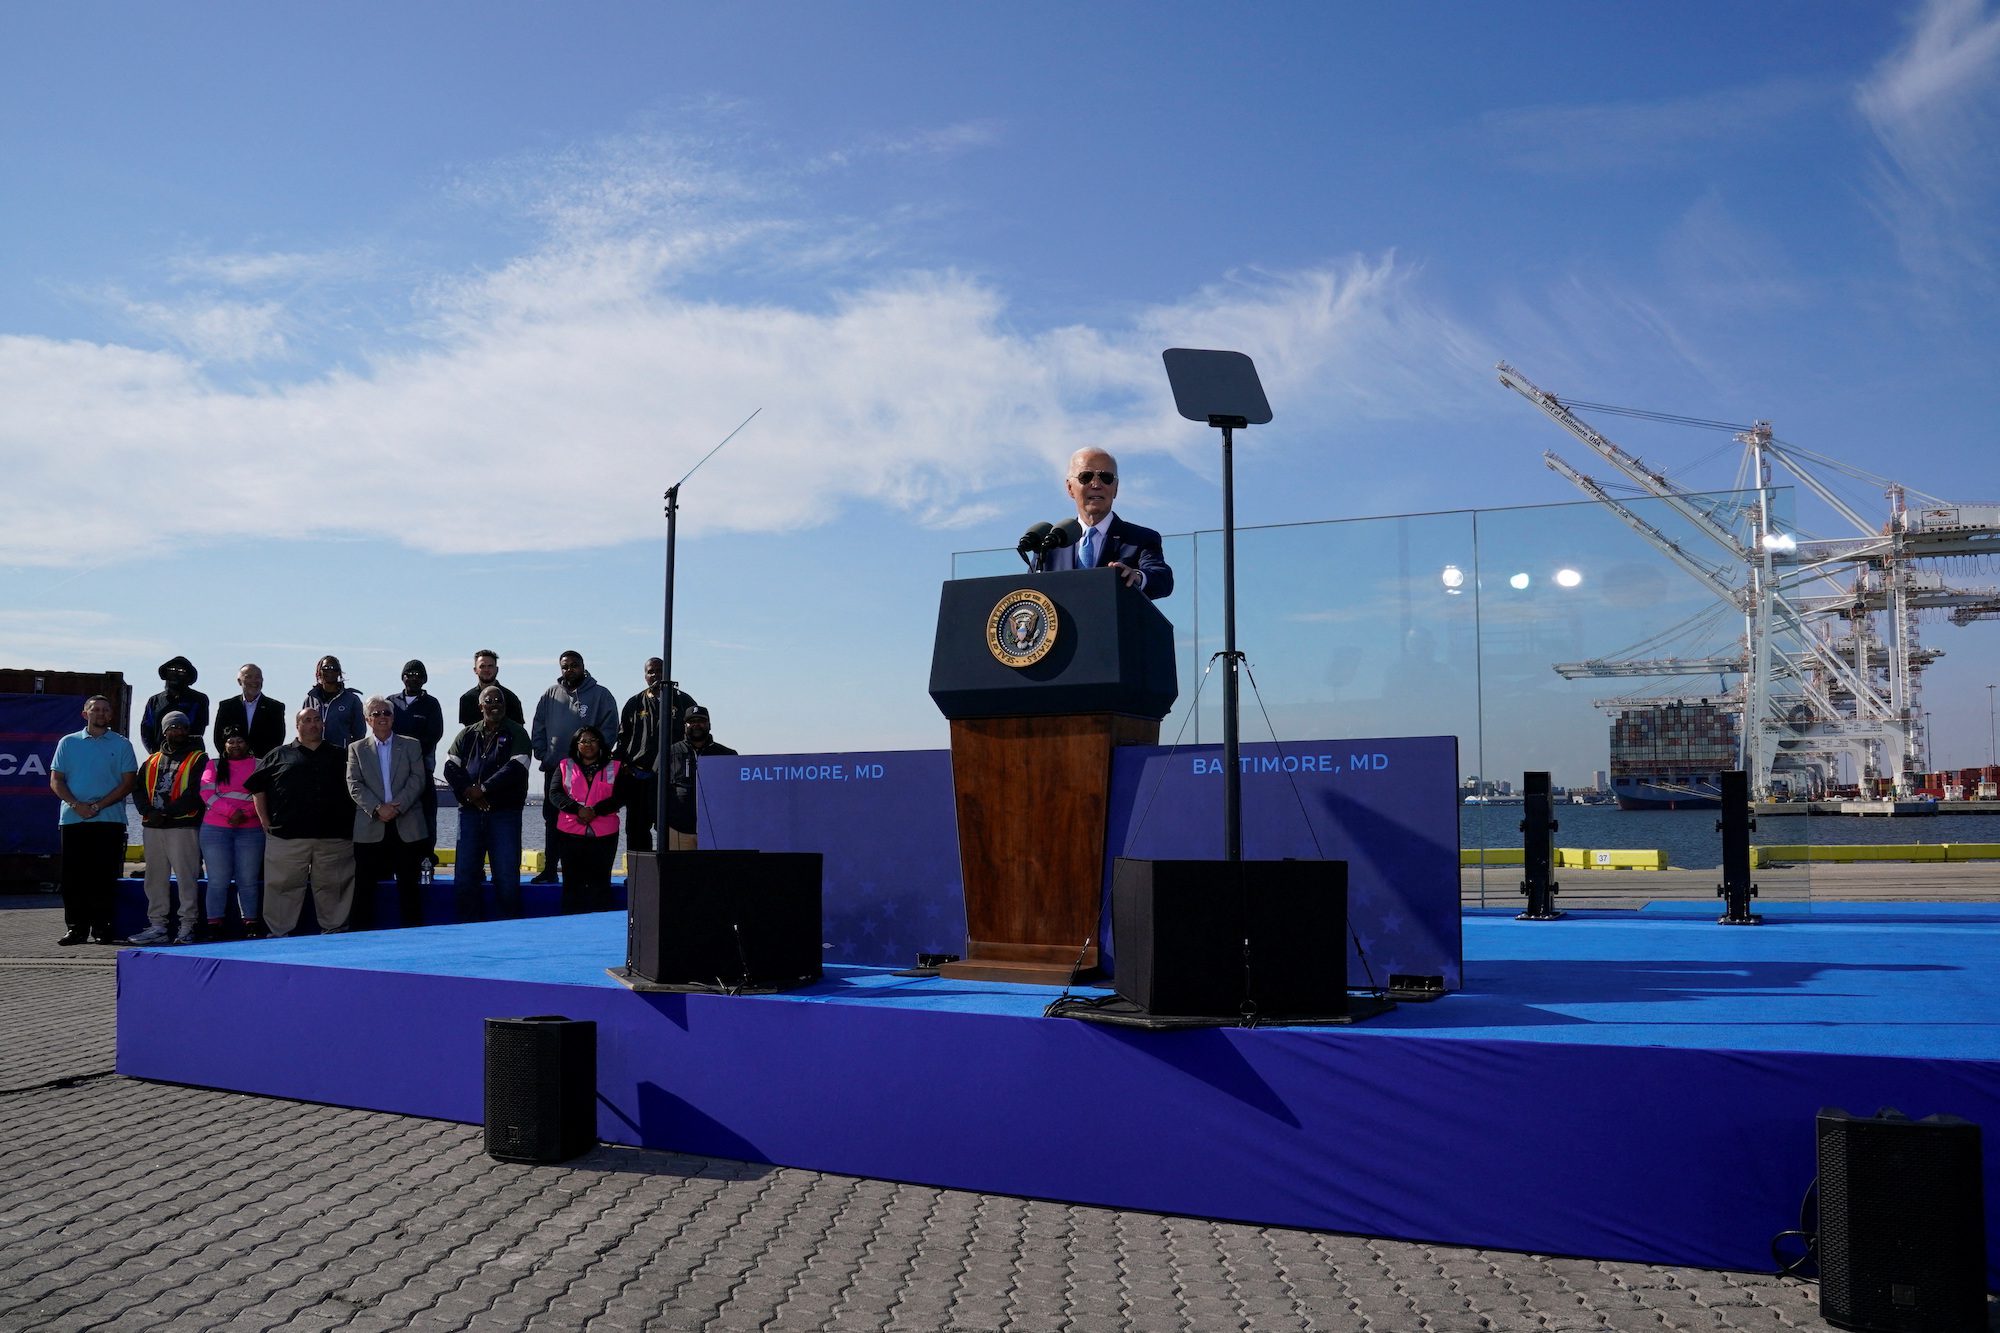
[484,1015,596,1164]
[1816,1107,1985,1333]
[628,850,823,989]
[1112,858,1347,1018]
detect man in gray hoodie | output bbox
[529,650,619,883]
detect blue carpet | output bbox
[164,903,2000,1055]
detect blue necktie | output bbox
[1080,527,1097,570]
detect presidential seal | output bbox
[987,588,1058,667]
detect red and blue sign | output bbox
[0,693,88,855]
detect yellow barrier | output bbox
[1945,844,2000,862]
[128,842,557,875]
[1461,847,1668,869]
[1754,844,1948,863]
[1459,848,1524,866]
[1556,847,1669,871]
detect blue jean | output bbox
[200,821,266,921]
[454,807,523,921]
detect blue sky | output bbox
[3,1,1996,778]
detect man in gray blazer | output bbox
[348,695,431,928]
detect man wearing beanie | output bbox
[140,656,210,754]
[129,711,209,944]
[390,659,445,869]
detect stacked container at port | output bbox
[1608,703,1738,810]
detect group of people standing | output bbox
[47,649,736,946]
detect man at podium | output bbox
[1033,448,1174,600]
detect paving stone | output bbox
[0,894,1886,1333]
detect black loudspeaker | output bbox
[628,851,823,989]
[1112,858,1347,1018]
[1816,1107,1986,1333]
[483,1015,597,1164]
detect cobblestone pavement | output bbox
[0,893,1970,1333]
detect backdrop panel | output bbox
[0,693,85,856]
[701,736,1461,986]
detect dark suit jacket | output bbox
[213,694,288,759]
[1033,514,1174,600]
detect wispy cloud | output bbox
[114,294,290,362]
[1481,78,1828,174]
[169,248,370,289]
[0,610,164,667]
[1857,0,2000,286]
[812,119,1004,171]
[0,132,1487,568]
[1659,192,1806,313]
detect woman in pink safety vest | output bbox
[547,725,635,914]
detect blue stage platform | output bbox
[117,902,2000,1281]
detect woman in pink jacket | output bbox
[199,726,267,938]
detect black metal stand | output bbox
[1517,771,1563,920]
[1217,417,1246,862]
[625,410,761,975]
[1717,769,1761,925]
[1160,349,1270,865]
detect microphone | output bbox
[1040,523,1074,550]
[1017,521,1053,561]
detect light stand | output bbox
[624,409,761,975]
[1162,349,1272,862]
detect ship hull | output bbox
[1612,778,1722,811]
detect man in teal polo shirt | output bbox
[49,695,139,946]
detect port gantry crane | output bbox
[1496,362,2000,799]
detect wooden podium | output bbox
[927,569,1177,984]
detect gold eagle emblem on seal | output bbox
[987,589,1058,667]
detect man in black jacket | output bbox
[212,663,287,758]
[666,706,736,851]
[458,649,525,726]
[443,685,533,921]
[140,656,211,753]
[615,657,696,855]
[390,659,445,866]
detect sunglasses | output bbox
[1074,470,1117,485]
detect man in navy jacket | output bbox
[1032,447,1173,600]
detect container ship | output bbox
[1608,702,1738,811]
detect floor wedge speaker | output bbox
[1816,1107,1985,1333]
[484,1015,596,1164]
[628,850,823,989]
[1112,858,1347,1019]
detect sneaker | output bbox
[90,930,118,945]
[57,928,88,947]
[242,919,268,940]
[172,931,198,946]
[126,925,170,945]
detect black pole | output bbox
[1221,423,1241,863]
[1516,771,1562,920]
[658,483,679,840]
[629,482,679,974]
[1717,769,1760,924]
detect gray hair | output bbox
[363,694,393,715]
[479,685,505,705]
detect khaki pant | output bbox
[264,836,356,937]
[142,826,204,933]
